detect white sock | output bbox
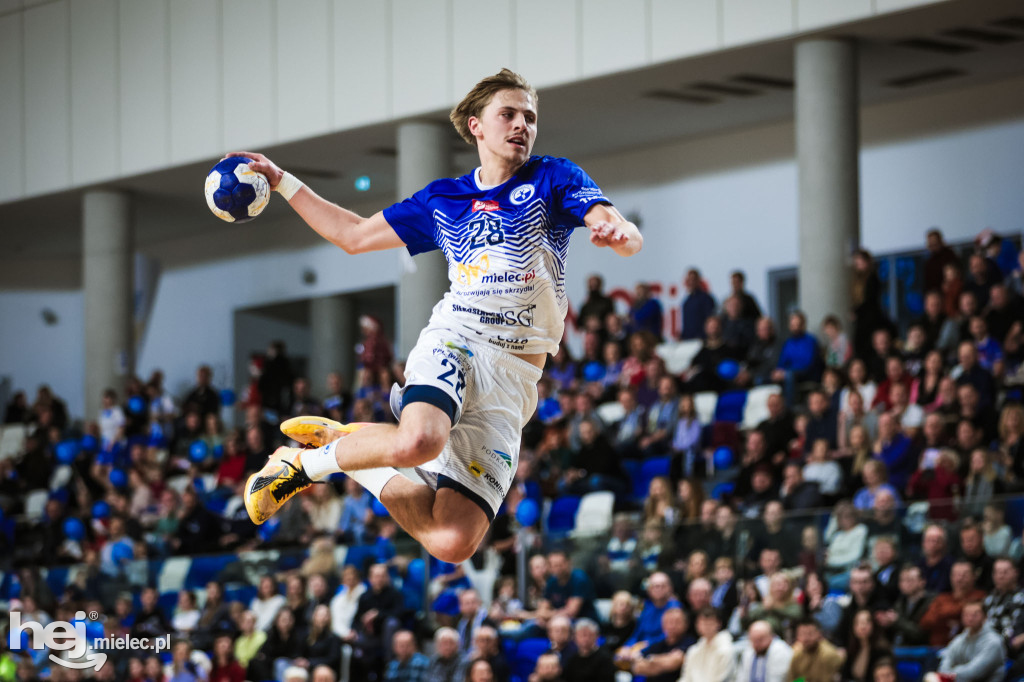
[346,467,400,500]
[301,441,344,482]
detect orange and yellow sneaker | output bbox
[280,416,370,448]
[244,446,313,525]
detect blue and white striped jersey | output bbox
[383,155,611,355]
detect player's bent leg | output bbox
[389,402,451,469]
[380,477,489,564]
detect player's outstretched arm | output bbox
[225,152,404,255]
[584,204,643,257]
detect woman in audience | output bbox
[233,611,266,670]
[466,658,496,682]
[329,564,365,641]
[643,476,677,527]
[982,503,1012,556]
[742,572,803,640]
[840,359,877,414]
[997,403,1024,483]
[249,575,286,632]
[249,608,301,682]
[841,609,893,682]
[172,589,201,637]
[209,633,246,682]
[600,590,638,655]
[297,604,341,674]
[838,391,878,452]
[824,501,868,590]
[961,448,1003,519]
[674,478,705,528]
[669,394,702,481]
[916,350,946,409]
[907,449,962,522]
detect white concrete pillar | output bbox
[796,39,861,329]
[309,293,356,396]
[396,121,451,358]
[83,190,133,419]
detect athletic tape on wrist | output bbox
[275,172,304,201]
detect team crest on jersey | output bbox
[509,184,535,205]
[472,200,500,212]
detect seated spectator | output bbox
[465,659,497,682]
[838,389,879,455]
[631,283,665,341]
[338,477,373,544]
[679,607,734,682]
[233,611,267,670]
[669,395,702,480]
[192,581,235,651]
[529,653,564,682]
[603,514,638,578]
[610,388,645,459]
[920,561,987,647]
[456,626,510,682]
[840,424,873,494]
[757,393,797,466]
[916,350,947,409]
[563,618,614,682]
[642,476,677,527]
[771,310,823,404]
[821,315,852,369]
[559,419,628,498]
[710,557,738,624]
[957,383,997,442]
[870,414,916,493]
[836,566,890,645]
[747,501,800,570]
[744,317,783,387]
[383,630,428,682]
[917,413,950,470]
[567,392,604,452]
[629,608,693,682]
[736,620,793,682]
[683,316,736,393]
[872,356,914,413]
[300,605,342,674]
[958,522,995,591]
[544,551,598,621]
[961,449,1003,521]
[925,602,1006,682]
[617,572,679,661]
[906,448,962,522]
[888,383,924,438]
[425,627,461,682]
[853,461,902,513]
[350,564,405,681]
[787,618,843,682]
[780,461,825,511]
[601,591,637,655]
[872,538,901,604]
[954,341,996,410]
[742,573,802,638]
[841,609,893,682]
[968,315,1003,373]
[919,524,955,594]
[545,616,577,667]
[802,440,842,500]
[840,359,878,414]
[680,269,715,341]
[981,504,1012,557]
[753,548,785,600]
[638,376,679,456]
[722,296,756,359]
[824,502,868,588]
[739,465,779,520]
[210,633,246,682]
[329,565,366,640]
[984,557,1024,663]
[876,563,933,646]
[804,390,838,453]
[248,608,301,682]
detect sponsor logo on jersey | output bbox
[569,187,608,204]
[499,304,536,327]
[483,447,513,470]
[480,269,535,285]
[454,254,491,286]
[509,184,535,205]
[466,461,504,495]
[472,200,500,212]
[443,341,474,357]
[467,461,484,477]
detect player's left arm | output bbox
[584,203,643,257]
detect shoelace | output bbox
[270,459,322,501]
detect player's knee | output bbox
[429,527,477,564]
[394,423,448,468]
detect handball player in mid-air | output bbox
[237,69,642,562]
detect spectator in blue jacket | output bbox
[771,311,823,404]
[681,269,716,341]
[629,283,664,341]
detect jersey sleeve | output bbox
[381,187,439,256]
[549,158,613,230]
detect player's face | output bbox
[471,89,537,166]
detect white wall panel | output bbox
[0,0,22,15]
[392,0,452,118]
[581,0,648,77]
[221,0,275,149]
[334,0,391,129]
[169,0,220,163]
[515,0,578,88]
[23,1,70,196]
[797,0,871,31]
[452,0,512,99]
[119,0,169,175]
[0,14,24,201]
[277,0,331,140]
[874,0,944,12]
[71,0,118,185]
[722,0,794,46]
[651,0,719,61]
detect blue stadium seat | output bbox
[714,390,748,423]
[633,456,671,498]
[711,482,734,500]
[1008,497,1024,535]
[158,591,179,619]
[622,459,642,493]
[547,496,582,535]
[44,567,69,596]
[344,545,379,572]
[896,661,921,682]
[224,585,257,606]
[184,554,235,589]
[515,638,551,679]
[502,637,517,661]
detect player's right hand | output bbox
[223,151,284,190]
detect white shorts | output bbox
[391,323,542,520]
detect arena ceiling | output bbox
[2,0,1024,286]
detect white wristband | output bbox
[275,172,304,201]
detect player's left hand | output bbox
[589,221,630,248]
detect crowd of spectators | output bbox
[3,227,1024,681]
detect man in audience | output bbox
[872,537,901,604]
[771,310,823,404]
[383,630,429,682]
[544,550,598,621]
[611,387,646,459]
[757,393,796,467]
[529,653,564,682]
[754,548,784,599]
[955,341,996,410]
[747,500,800,569]
[578,275,616,332]
[681,268,716,341]
[618,572,680,658]
[983,556,1024,664]
[920,561,987,647]
[787,618,843,682]
[745,317,784,387]
[456,588,495,653]
[779,462,824,512]
[183,364,220,417]
[425,627,461,682]
[804,390,837,452]
[563,618,615,682]
[679,607,734,682]
[630,607,692,682]
[875,564,933,646]
[924,229,959,292]
[736,620,793,682]
[546,616,577,667]
[958,521,995,591]
[354,563,406,677]
[457,626,510,682]
[836,566,889,645]
[871,414,915,492]
[925,602,1006,682]
[919,524,955,594]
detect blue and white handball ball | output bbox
[204,157,270,223]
